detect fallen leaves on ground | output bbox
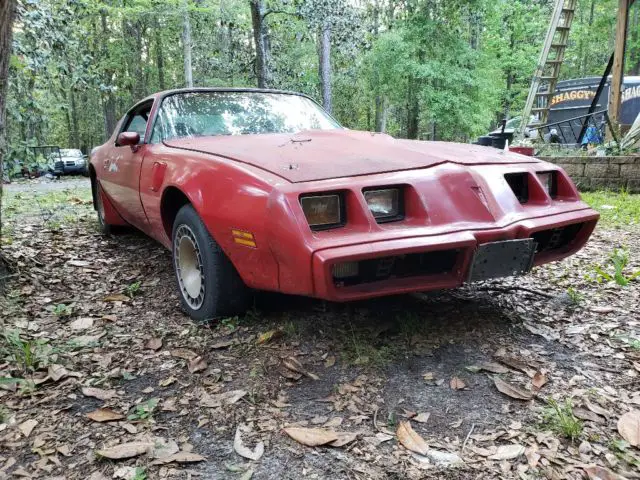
[144,337,162,350]
[283,357,319,380]
[200,389,247,408]
[96,442,153,460]
[283,427,338,447]
[82,387,117,401]
[492,376,533,400]
[413,412,431,423]
[488,444,525,460]
[450,376,466,390]
[617,410,640,447]
[18,419,38,438]
[256,329,283,345]
[532,372,548,391]
[103,293,130,302]
[396,421,428,455]
[234,425,265,461]
[86,408,125,422]
[584,465,627,480]
[150,452,206,465]
[188,355,207,373]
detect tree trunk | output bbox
[70,88,79,148]
[182,0,193,88]
[0,0,16,240]
[101,10,117,139]
[155,26,166,90]
[375,96,387,133]
[250,0,272,88]
[134,20,146,99]
[630,6,640,75]
[406,75,419,139]
[318,24,332,113]
[372,0,384,132]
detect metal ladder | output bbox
[518,0,577,137]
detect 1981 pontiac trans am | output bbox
[90,88,599,321]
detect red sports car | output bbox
[89,88,599,321]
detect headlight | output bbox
[363,188,401,222]
[537,172,556,197]
[300,193,343,230]
[76,159,85,165]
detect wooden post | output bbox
[608,0,630,138]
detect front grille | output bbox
[531,223,584,253]
[333,249,459,287]
[65,160,75,166]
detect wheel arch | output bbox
[89,164,98,210]
[160,186,194,241]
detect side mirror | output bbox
[117,132,140,147]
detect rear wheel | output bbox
[172,204,249,322]
[95,180,112,234]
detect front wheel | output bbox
[172,204,250,322]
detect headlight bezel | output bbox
[362,186,404,223]
[536,171,557,198]
[299,192,346,231]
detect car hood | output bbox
[164,129,539,183]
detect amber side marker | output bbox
[232,229,256,248]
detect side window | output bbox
[127,116,147,140]
[120,102,153,143]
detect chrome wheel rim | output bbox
[174,225,205,310]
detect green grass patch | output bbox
[541,398,583,442]
[2,186,93,226]
[581,190,640,228]
[340,323,394,368]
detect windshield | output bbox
[60,149,83,158]
[504,117,521,129]
[153,91,340,141]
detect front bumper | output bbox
[63,164,87,175]
[311,209,598,301]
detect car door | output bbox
[102,101,154,232]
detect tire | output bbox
[95,180,113,235]
[172,204,250,322]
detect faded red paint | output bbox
[91,88,599,302]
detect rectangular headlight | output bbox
[364,188,401,222]
[300,194,342,229]
[537,172,556,197]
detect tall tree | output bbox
[183,0,193,87]
[249,0,272,88]
[318,24,331,112]
[0,0,16,240]
[300,0,358,113]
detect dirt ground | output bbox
[1,178,639,480]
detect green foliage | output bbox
[52,303,73,316]
[341,323,393,367]
[566,287,584,306]
[581,190,640,228]
[3,0,634,164]
[592,248,640,286]
[132,468,147,480]
[127,398,159,421]
[1,329,52,372]
[542,398,583,442]
[125,281,142,299]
